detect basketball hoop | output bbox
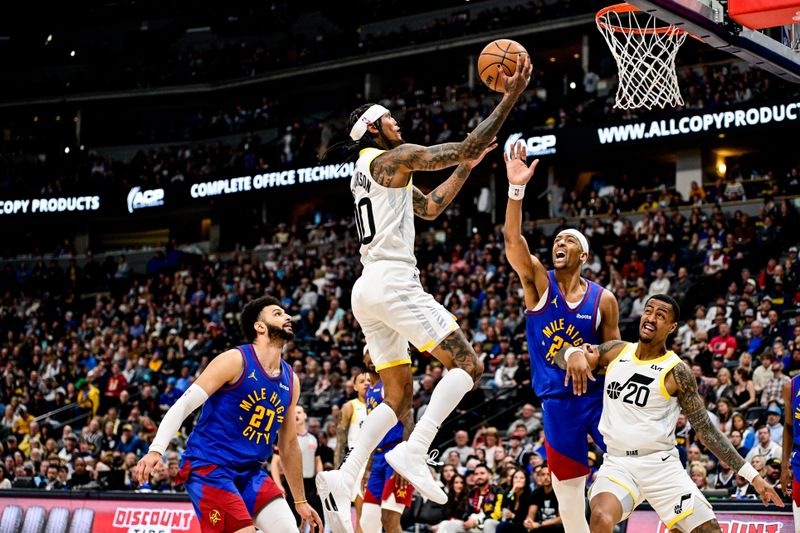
[596,3,694,110]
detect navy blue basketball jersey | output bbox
[182,344,294,469]
[526,271,604,399]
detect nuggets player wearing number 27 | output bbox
[134,296,322,533]
[502,140,620,533]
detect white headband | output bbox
[349,104,390,141]
[557,229,589,255]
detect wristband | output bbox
[508,183,526,200]
[564,347,583,362]
[294,499,308,505]
[738,462,758,483]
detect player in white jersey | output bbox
[557,294,782,533]
[316,55,532,533]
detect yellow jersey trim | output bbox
[374,358,412,372]
[606,342,634,374]
[607,475,638,505]
[666,507,694,529]
[659,359,682,399]
[632,345,676,366]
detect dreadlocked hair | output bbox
[320,103,383,166]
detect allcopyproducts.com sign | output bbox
[190,162,355,199]
[597,101,800,144]
[0,196,100,215]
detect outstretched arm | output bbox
[502,141,546,308]
[412,142,497,220]
[371,55,532,186]
[670,362,783,508]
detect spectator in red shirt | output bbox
[621,250,645,280]
[710,323,738,360]
[103,363,128,410]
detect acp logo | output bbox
[504,133,557,157]
[127,186,165,213]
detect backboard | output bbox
[626,0,800,82]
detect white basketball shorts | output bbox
[589,449,714,532]
[352,262,458,371]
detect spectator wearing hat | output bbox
[12,405,34,436]
[704,242,729,279]
[763,457,785,497]
[117,424,147,456]
[765,406,783,444]
[76,379,100,416]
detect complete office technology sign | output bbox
[596,101,800,145]
[190,162,356,198]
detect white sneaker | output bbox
[385,442,448,504]
[315,470,354,533]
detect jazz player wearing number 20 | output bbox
[316,55,532,533]
[555,294,782,533]
[133,296,323,533]
[502,141,620,533]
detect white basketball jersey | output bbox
[350,147,416,267]
[600,343,683,455]
[347,398,367,449]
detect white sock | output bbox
[551,472,589,533]
[408,368,473,452]
[341,403,397,487]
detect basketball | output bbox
[477,39,529,92]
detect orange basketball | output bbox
[477,39,529,92]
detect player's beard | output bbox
[268,323,294,341]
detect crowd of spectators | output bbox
[0,168,798,529]
[0,1,598,98]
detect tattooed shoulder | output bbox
[598,340,627,357]
[671,361,697,393]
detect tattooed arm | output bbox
[333,400,353,467]
[555,340,628,396]
[553,340,627,372]
[371,56,532,188]
[670,362,784,507]
[411,143,497,220]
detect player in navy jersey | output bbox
[502,142,620,533]
[360,348,414,533]
[781,374,800,526]
[134,296,322,533]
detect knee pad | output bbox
[360,502,383,533]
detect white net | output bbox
[597,4,689,110]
